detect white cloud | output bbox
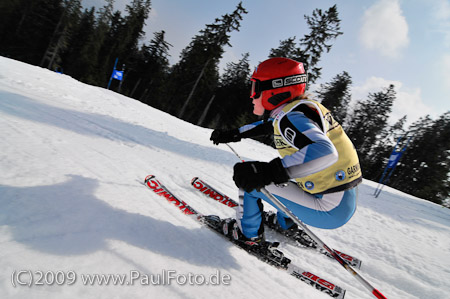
[359,0,409,58]
[351,77,432,125]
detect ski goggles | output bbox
[250,74,307,99]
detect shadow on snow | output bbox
[0,175,239,269]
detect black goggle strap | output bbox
[251,74,307,98]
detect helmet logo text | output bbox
[284,74,307,86]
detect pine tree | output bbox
[115,0,152,59]
[125,30,172,103]
[300,5,342,83]
[163,2,248,122]
[0,0,26,54]
[96,10,125,86]
[109,0,152,92]
[40,0,83,71]
[316,71,352,124]
[202,53,253,128]
[95,0,151,88]
[269,37,299,59]
[269,5,343,84]
[72,0,115,85]
[61,7,97,79]
[0,0,66,65]
[346,84,396,173]
[390,112,450,204]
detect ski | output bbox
[144,175,346,299]
[191,177,362,269]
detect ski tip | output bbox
[144,175,155,183]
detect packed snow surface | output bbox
[0,56,449,299]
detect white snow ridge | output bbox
[0,56,449,299]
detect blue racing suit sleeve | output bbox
[238,119,273,139]
[279,111,338,179]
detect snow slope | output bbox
[0,56,449,299]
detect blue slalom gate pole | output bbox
[374,136,411,198]
[107,58,119,90]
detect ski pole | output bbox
[259,187,388,299]
[225,143,245,162]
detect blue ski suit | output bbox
[235,99,362,238]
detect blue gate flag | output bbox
[112,70,123,81]
[107,58,122,90]
[387,151,403,169]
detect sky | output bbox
[82,0,450,126]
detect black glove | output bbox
[210,128,241,145]
[233,158,289,192]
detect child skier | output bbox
[210,57,362,245]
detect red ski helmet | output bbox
[250,57,307,110]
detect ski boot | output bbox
[221,218,266,246]
[263,211,315,247]
[202,215,265,246]
[223,218,291,267]
[205,216,290,268]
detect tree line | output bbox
[1,1,448,205]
